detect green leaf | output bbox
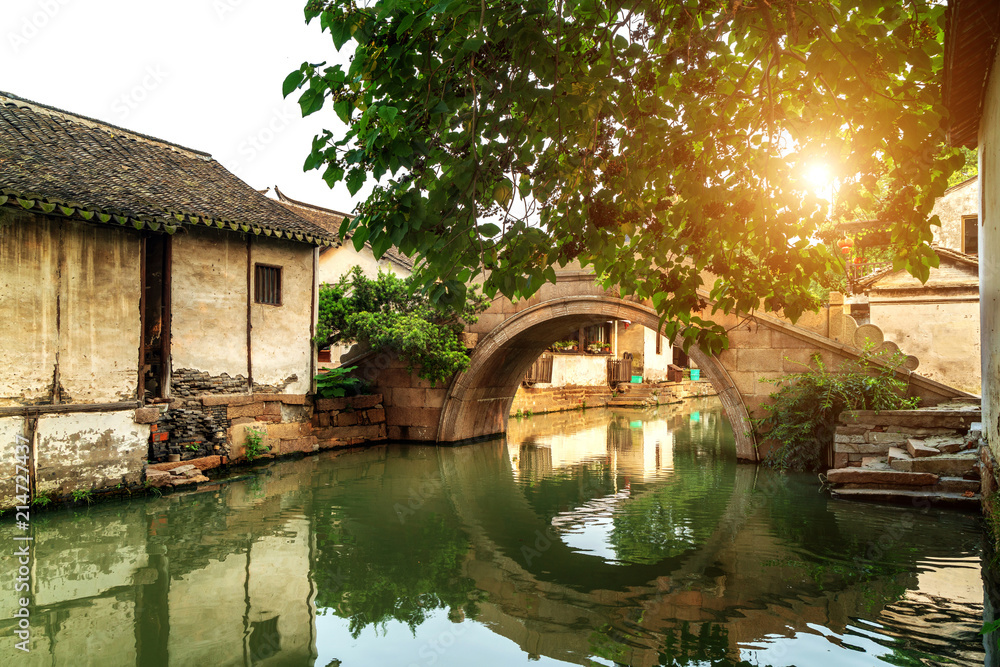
[282,69,304,97]
[346,167,366,196]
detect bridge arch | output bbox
[437,296,759,460]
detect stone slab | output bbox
[147,456,226,473]
[228,403,265,419]
[830,487,980,507]
[826,468,938,486]
[133,407,161,424]
[888,448,978,476]
[935,476,981,493]
[202,394,256,407]
[922,436,966,454]
[906,439,941,458]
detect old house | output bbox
[0,91,338,505]
[837,178,982,394]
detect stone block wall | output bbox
[831,408,980,468]
[510,385,613,416]
[227,394,387,460]
[145,393,387,464]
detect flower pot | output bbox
[167,454,181,463]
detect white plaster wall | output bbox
[0,211,58,404]
[170,227,249,377]
[534,354,608,388]
[982,46,1000,458]
[251,238,314,394]
[58,221,142,402]
[318,243,410,285]
[643,327,673,381]
[870,300,981,394]
[0,214,140,404]
[34,411,149,496]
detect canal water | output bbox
[0,397,989,666]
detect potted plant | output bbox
[587,342,604,354]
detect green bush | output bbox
[753,348,919,472]
[314,365,367,398]
[315,266,487,385]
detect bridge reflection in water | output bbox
[0,398,985,666]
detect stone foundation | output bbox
[832,408,980,468]
[510,380,717,416]
[143,392,389,465]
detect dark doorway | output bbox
[141,235,171,400]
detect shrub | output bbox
[244,427,271,462]
[315,365,367,398]
[753,348,919,472]
[315,267,487,385]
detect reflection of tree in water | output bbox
[588,621,769,667]
[312,508,480,637]
[607,415,736,565]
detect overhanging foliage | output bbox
[288,0,962,354]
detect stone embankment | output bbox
[141,393,388,490]
[511,379,716,415]
[825,401,982,507]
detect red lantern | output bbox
[854,256,862,265]
[841,246,851,255]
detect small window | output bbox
[963,216,978,255]
[254,264,282,305]
[655,333,662,355]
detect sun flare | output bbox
[802,162,834,195]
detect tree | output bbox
[287,0,963,354]
[316,266,487,384]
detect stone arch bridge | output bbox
[357,269,974,461]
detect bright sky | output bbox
[2,0,361,213]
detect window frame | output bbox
[962,215,979,255]
[254,263,283,306]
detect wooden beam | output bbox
[0,401,140,417]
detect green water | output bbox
[0,398,988,666]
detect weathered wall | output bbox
[0,210,59,404]
[318,243,409,285]
[869,299,980,394]
[931,176,978,252]
[981,46,1000,463]
[34,411,149,496]
[170,227,249,380]
[0,212,140,404]
[250,238,314,394]
[59,221,142,402]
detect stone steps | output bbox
[830,487,981,507]
[887,446,978,476]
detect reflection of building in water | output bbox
[0,500,317,665]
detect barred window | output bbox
[254,264,282,306]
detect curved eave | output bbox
[0,189,338,247]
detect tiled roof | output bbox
[273,186,415,271]
[0,91,336,246]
